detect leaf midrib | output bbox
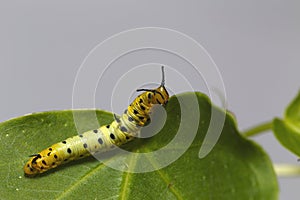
[119,152,138,200]
[55,158,115,200]
[144,147,184,200]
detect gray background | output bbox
[1,1,299,199]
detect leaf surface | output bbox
[0,92,278,199]
[273,91,300,156]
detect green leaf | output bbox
[273,91,300,156]
[0,92,278,199]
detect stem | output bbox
[274,164,300,177]
[242,121,273,137]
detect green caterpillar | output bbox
[24,66,169,176]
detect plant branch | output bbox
[274,164,300,177]
[242,120,273,137]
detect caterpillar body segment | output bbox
[24,66,169,176]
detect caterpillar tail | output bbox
[23,118,136,176]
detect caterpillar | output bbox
[24,66,169,176]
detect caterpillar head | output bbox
[155,66,169,105]
[152,85,169,105]
[137,66,169,105]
